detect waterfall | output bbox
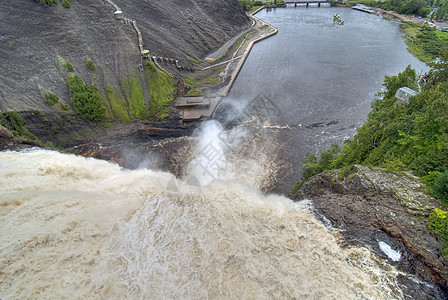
[0,123,403,299]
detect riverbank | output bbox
[186,7,278,98]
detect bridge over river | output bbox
[285,0,332,7]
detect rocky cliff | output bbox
[0,0,250,146]
[293,165,448,299]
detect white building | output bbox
[395,87,419,103]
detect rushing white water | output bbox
[0,148,404,299]
[379,241,402,262]
[0,121,405,299]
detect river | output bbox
[222,6,427,193]
[0,6,435,299]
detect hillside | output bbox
[0,0,250,146]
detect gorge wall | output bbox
[0,0,250,146]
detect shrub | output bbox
[4,111,40,142]
[35,0,58,5]
[44,92,59,106]
[432,170,448,206]
[86,59,95,71]
[62,0,70,8]
[56,56,74,72]
[66,75,106,122]
[428,208,448,259]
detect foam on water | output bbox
[0,148,405,299]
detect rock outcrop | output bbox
[293,165,448,299]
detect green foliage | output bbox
[121,73,147,119]
[35,0,71,7]
[44,92,59,106]
[238,0,253,10]
[106,86,131,123]
[293,144,342,191]
[66,75,106,122]
[417,25,444,56]
[292,64,448,258]
[144,61,175,120]
[0,114,10,130]
[188,56,202,65]
[428,208,448,258]
[401,23,448,62]
[60,103,70,111]
[428,60,448,82]
[56,56,75,72]
[374,0,429,17]
[433,1,448,20]
[432,170,448,205]
[62,0,70,8]
[35,0,58,5]
[205,77,220,85]
[333,14,344,26]
[86,59,95,71]
[51,126,59,134]
[295,65,448,208]
[3,111,40,142]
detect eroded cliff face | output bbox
[0,0,250,146]
[293,165,448,299]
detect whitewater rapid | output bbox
[0,147,404,299]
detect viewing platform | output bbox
[175,97,221,121]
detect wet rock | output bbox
[293,165,448,299]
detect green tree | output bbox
[66,75,106,122]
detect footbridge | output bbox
[285,0,332,7]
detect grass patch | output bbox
[121,72,147,119]
[185,75,199,87]
[144,61,175,120]
[213,31,251,64]
[106,86,131,123]
[205,77,220,85]
[400,23,447,63]
[62,0,70,8]
[251,5,263,13]
[184,75,201,96]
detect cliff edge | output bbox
[293,165,448,299]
